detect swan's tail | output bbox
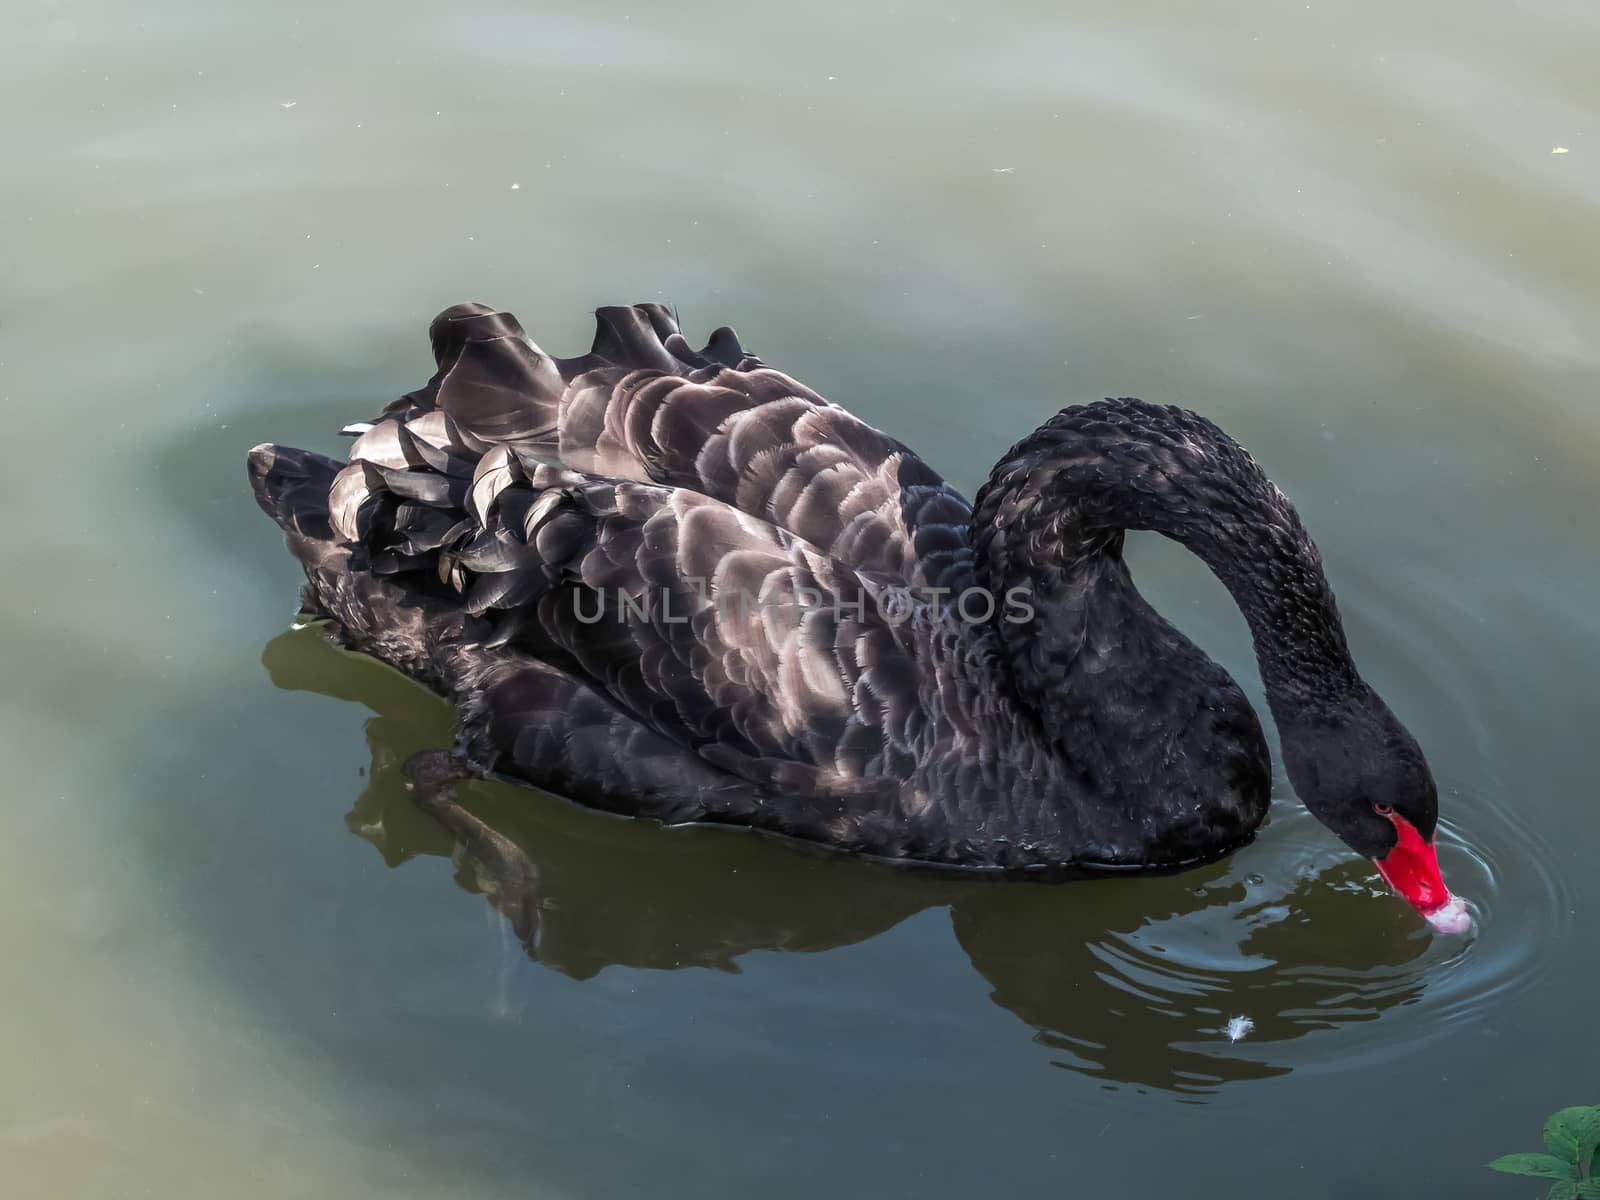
[247,441,340,543]
[249,439,464,685]
[247,439,356,618]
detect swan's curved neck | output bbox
[971,399,1361,727]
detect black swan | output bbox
[248,301,1469,934]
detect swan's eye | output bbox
[1373,802,1395,816]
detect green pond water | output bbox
[3,0,1597,1196]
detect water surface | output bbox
[3,1,1597,1196]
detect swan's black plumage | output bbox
[249,301,1442,880]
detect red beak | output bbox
[1370,811,1472,934]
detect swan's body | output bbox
[250,302,1464,924]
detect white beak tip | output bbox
[1423,894,1473,935]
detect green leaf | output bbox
[1488,1153,1578,1180]
[1545,1107,1600,1166]
[1549,1184,1580,1200]
[1578,1107,1600,1177]
[1575,1180,1600,1198]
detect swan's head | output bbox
[1280,692,1469,934]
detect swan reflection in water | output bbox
[265,624,1457,1098]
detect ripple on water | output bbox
[1019,782,1574,1096]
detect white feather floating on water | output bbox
[1224,1016,1254,1043]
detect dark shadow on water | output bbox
[262,624,1443,1097]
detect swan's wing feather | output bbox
[343,452,918,808]
[355,302,974,593]
[524,480,877,770]
[455,656,762,829]
[551,358,977,594]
